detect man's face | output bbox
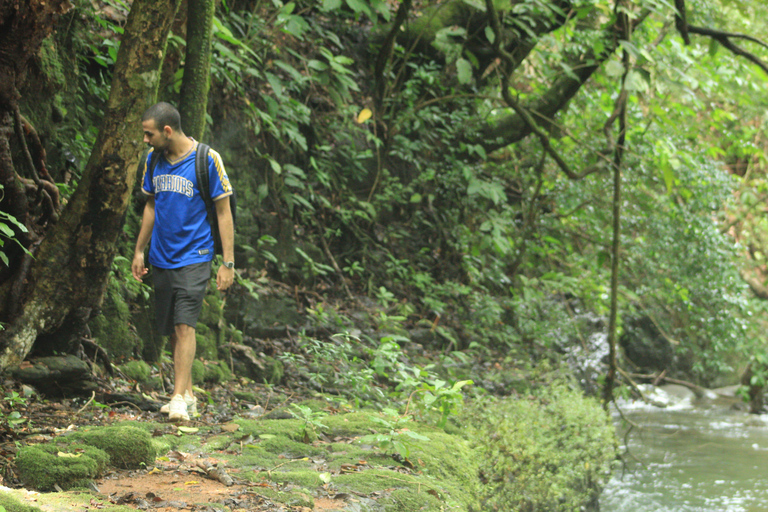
[142,119,169,150]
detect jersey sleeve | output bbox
[208,149,233,201]
[142,150,155,196]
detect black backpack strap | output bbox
[146,149,162,184]
[195,143,220,252]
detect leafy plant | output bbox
[288,403,329,442]
[359,408,429,462]
[1,391,28,427]
[0,207,31,267]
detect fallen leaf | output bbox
[222,423,240,432]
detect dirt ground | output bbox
[0,382,362,512]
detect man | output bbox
[131,102,235,421]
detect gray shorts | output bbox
[153,261,211,336]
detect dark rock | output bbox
[11,355,98,396]
[620,316,674,372]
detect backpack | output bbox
[147,143,236,255]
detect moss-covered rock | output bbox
[202,360,233,383]
[120,360,152,382]
[72,426,157,469]
[0,492,44,512]
[90,279,143,362]
[192,359,206,384]
[466,384,616,511]
[16,443,109,491]
[195,323,218,361]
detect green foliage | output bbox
[1,391,28,428]
[467,383,616,511]
[358,408,430,461]
[279,333,382,402]
[288,403,329,442]
[0,186,31,268]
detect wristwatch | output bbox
[223,261,235,269]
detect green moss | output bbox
[202,434,233,451]
[199,293,223,326]
[224,444,283,470]
[37,36,67,90]
[143,375,163,391]
[0,489,139,512]
[16,443,109,491]
[465,384,616,512]
[268,470,323,488]
[334,469,423,495]
[233,390,259,402]
[192,359,206,384]
[380,488,442,512]
[120,360,152,382]
[91,279,143,361]
[323,411,383,437]
[0,492,44,512]
[195,323,218,360]
[259,436,325,458]
[203,360,233,383]
[234,418,306,442]
[251,486,314,509]
[324,443,388,471]
[266,356,285,384]
[74,426,157,469]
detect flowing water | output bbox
[600,385,768,512]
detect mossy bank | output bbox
[10,386,615,512]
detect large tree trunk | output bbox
[179,0,215,140]
[0,1,73,270]
[0,0,182,370]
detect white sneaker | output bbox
[160,393,197,416]
[168,394,189,421]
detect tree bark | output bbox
[0,0,182,370]
[0,1,73,270]
[179,0,215,140]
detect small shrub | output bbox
[466,383,616,511]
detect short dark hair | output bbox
[142,102,182,132]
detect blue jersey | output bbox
[141,142,233,269]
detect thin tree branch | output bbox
[484,0,593,180]
[603,2,632,407]
[686,25,768,75]
[674,0,690,45]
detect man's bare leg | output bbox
[170,323,196,397]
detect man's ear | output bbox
[163,125,173,137]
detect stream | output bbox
[600,384,768,512]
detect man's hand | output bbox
[217,264,235,291]
[132,253,148,282]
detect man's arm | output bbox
[214,196,235,291]
[131,197,155,282]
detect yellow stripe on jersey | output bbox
[209,149,232,193]
[140,148,153,192]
